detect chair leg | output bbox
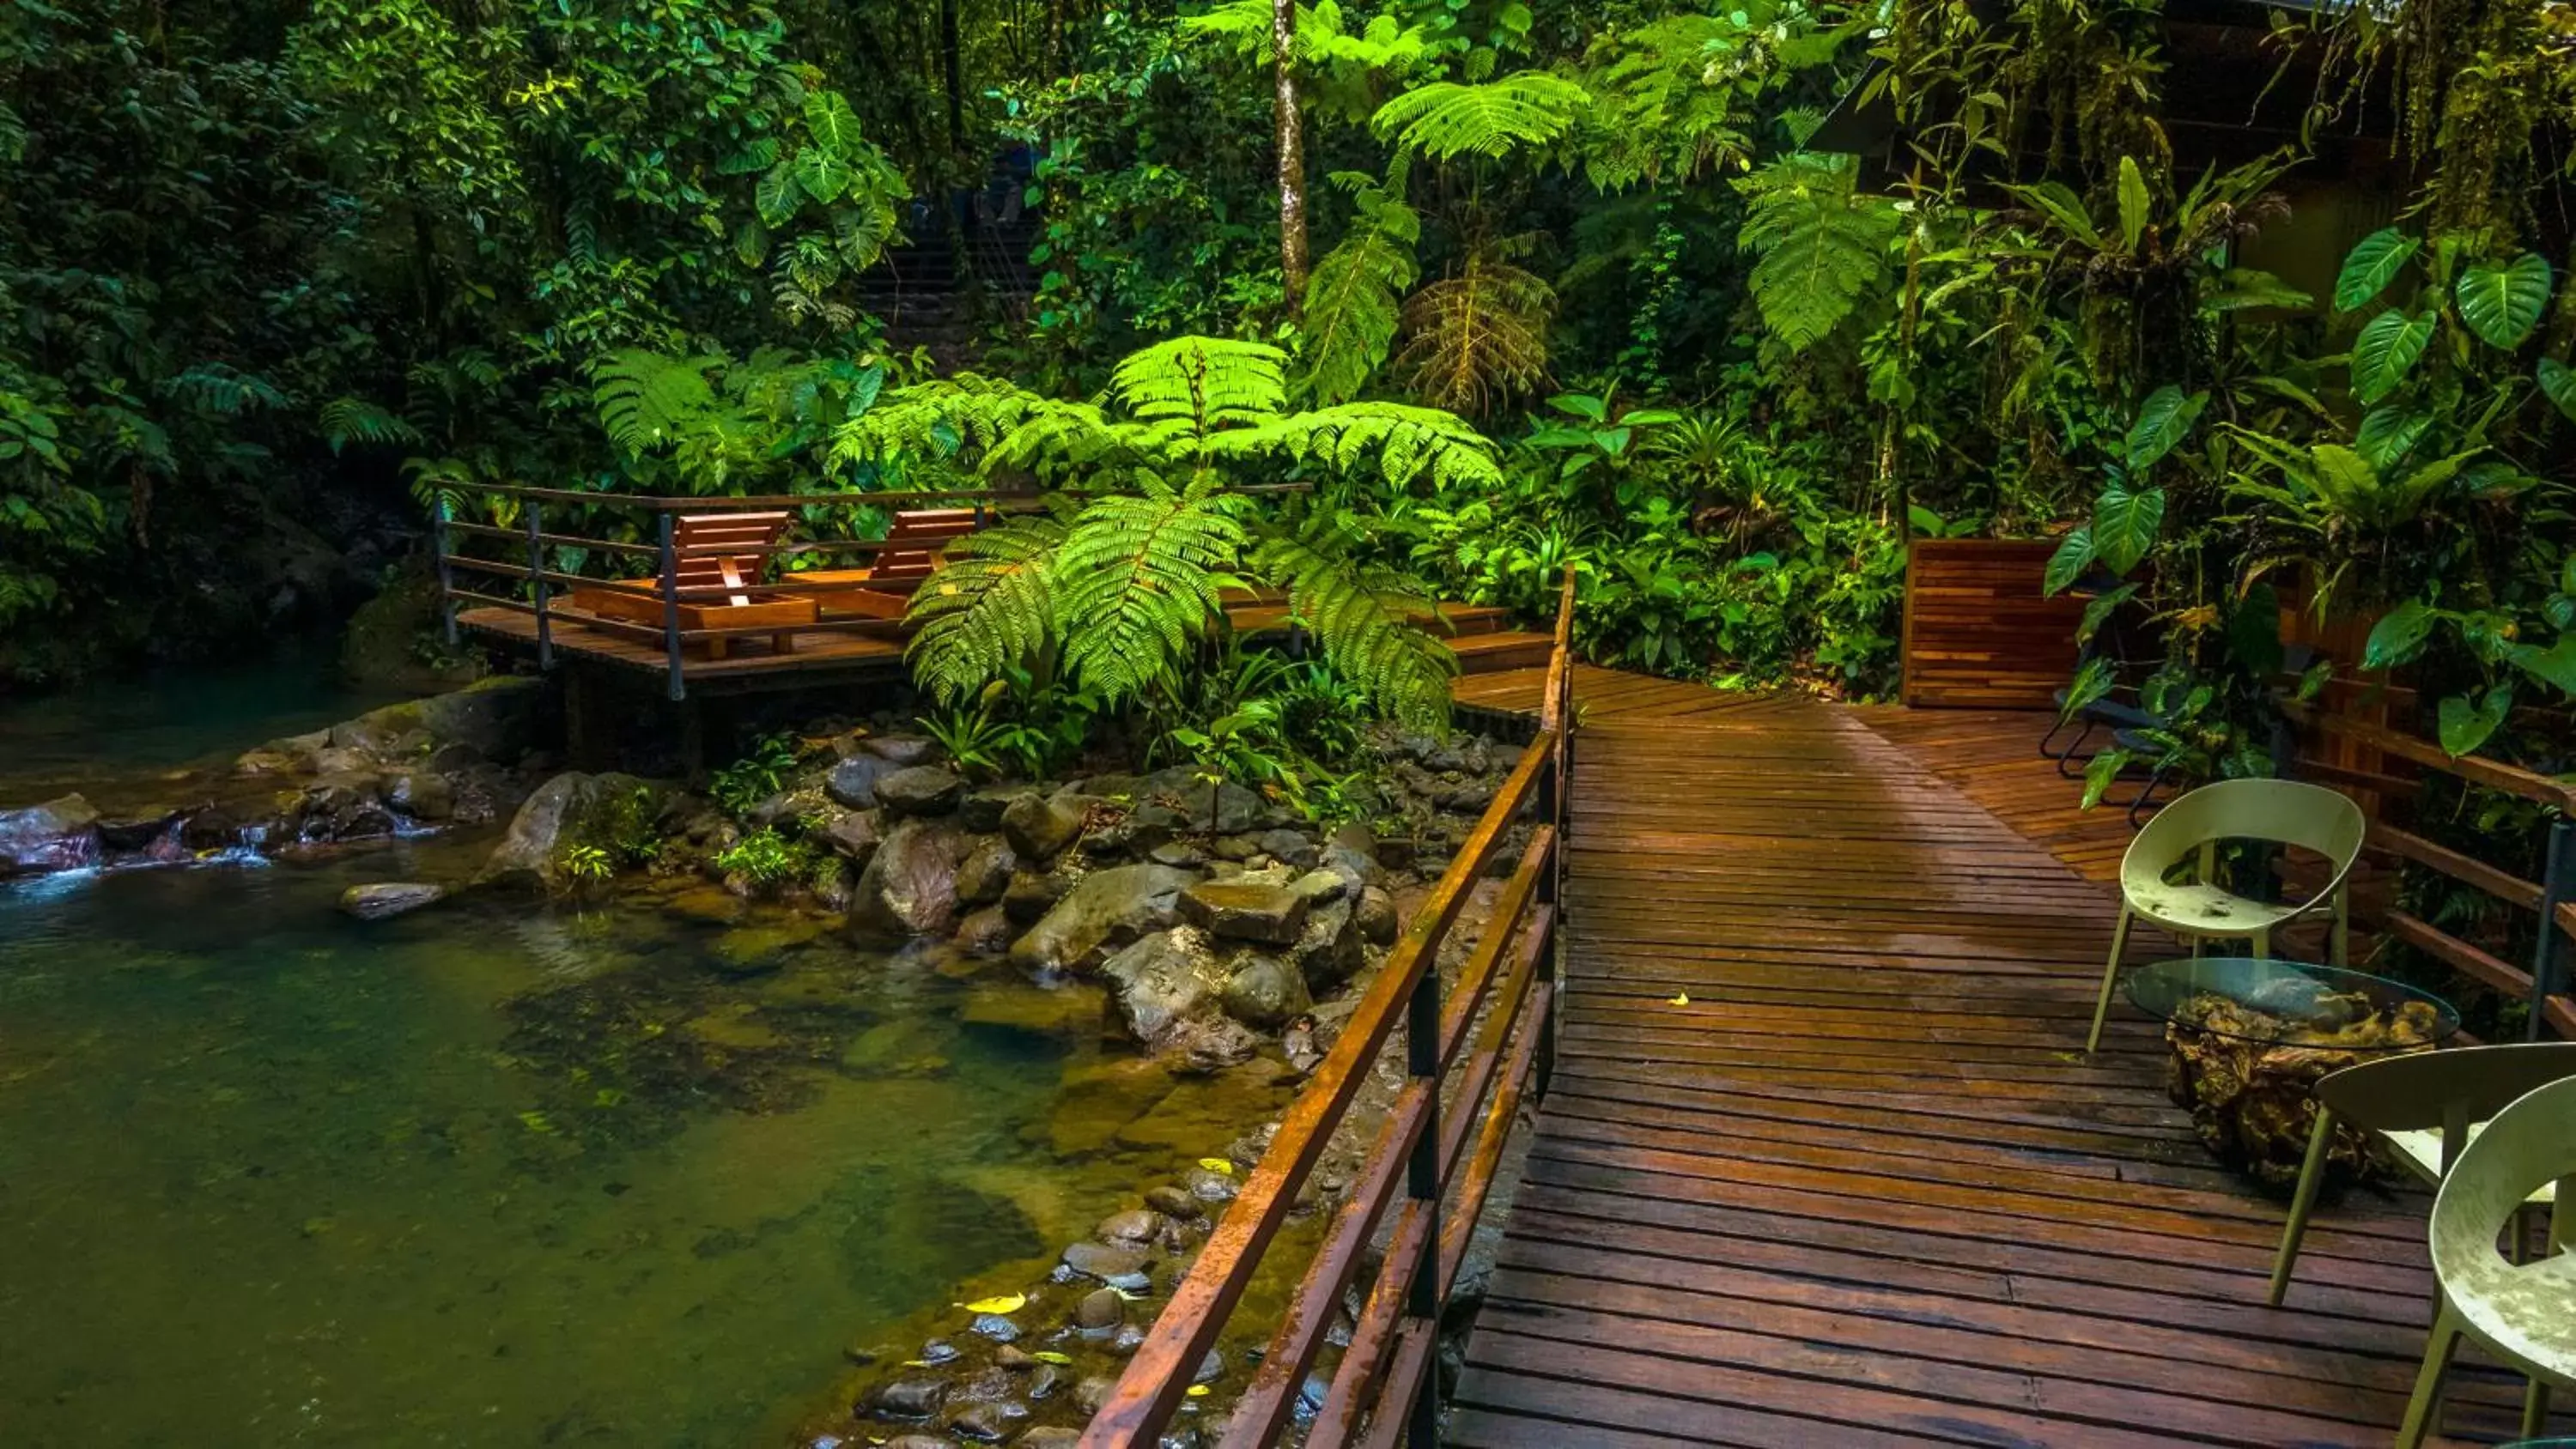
[2524,1379,2553,1439]
[2396,1304,2463,1449]
[2089,908,2133,1055]
[2251,929,2270,961]
[2269,1107,2336,1306]
[2331,882,2350,968]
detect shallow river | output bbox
[0,657,1273,1446]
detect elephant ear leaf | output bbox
[2090,485,2164,575]
[2436,685,2511,758]
[2537,358,2576,424]
[2335,228,2419,312]
[2454,253,2552,350]
[2123,385,2207,470]
[2351,310,2433,403]
[2044,525,2095,595]
[2361,597,2433,670]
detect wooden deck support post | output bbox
[656,511,686,702]
[433,495,459,646]
[2530,819,2574,1040]
[526,500,552,670]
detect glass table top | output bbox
[2124,957,2462,1050]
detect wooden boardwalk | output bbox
[1451,686,2549,1448]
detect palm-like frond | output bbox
[1054,476,1248,705]
[1395,254,1554,415]
[1212,402,1503,493]
[1733,153,1900,352]
[1372,72,1592,161]
[1298,172,1420,404]
[319,397,424,453]
[1109,337,1291,433]
[1250,529,1455,728]
[904,515,1069,705]
[593,349,733,456]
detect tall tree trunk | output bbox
[1273,0,1309,316]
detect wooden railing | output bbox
[1080,570,1578,1449]
[2283,702,2576,1040]
[430,483,1037,700]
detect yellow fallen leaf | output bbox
[1197,1157,1236,1175]
[1187,1385,1211,1397]
[901,1359,932,1367]
[1031,1350,1073,1365]
[956,1293,1027,1315]
[1668,993,1690,1006]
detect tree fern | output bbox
[1578,15,1755,190]
[1054,476,1247,706]
[1215,402,1502,493]
[1734,152,1899,352]
[1395,252,1554,415]
[319,397,423,453]
[1250,528,1455,727]
[905,514,1069,705]
[1372,72,1591,161]
[592,349,732,456]
[1109,336,1290,434]
[1297,170,1420,404]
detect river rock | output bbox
[382,769,454,822]
[952,903,1016,955]
[1060,1240,1151,1286]
[338,882,444,920]
[1258,828,1320,868]
[862,733,940,766]
[1073,1377,1118,1415]
[1144,1185,1204,1221]
[1289,893,1364,989]
[1177,879,1308,944]
[819,809,883,864]
[474,772,663,890]
[1356,885,1398,944]
[877,1437,956,1449]
[1000,792,1084,860]
[825,755,890,809]
[1186,1165,1241,1203]
[956,836,1016,906]
[1001,866,1073,924]
[1170,1016,1261,1074]
[1219,953,1311,1028]
[878,766,967,817]
[945,1402,1018,1443]
[850,818,971,937]
[867,1375,949,1419]
[1075,1286,1124,1330]
[0,794,100,876]
[1017,1429,1081,1449]
[1099,929,1218,1048]
[1008,864,1198,975]
[968,1313,1020,1343]
[959,785,1036,833]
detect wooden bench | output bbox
[799,507,987,620]
[565,510,816,659]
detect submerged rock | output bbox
[866,1375,949,1420]
[1007,864,1198,976]
[0,794,100,877]
[337,882,444,920]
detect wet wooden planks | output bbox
[1452,695,2546,1448]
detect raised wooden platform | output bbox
[1450,688,2555,1447]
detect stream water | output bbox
[0,659,1280,1447]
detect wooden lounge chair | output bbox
[567,510,817,658]
[804,507,987,621]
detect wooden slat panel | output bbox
[1900,537,2090,709]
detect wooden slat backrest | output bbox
[871,507,983,585]
[1899,537,2093,708]
[673,512,792,605]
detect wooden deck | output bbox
[1450,682,2555,1447]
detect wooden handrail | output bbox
[1080,585,1579,1449]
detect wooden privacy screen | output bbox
[1899,537,2091,708]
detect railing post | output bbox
[1402,955,1443,1446]
[2530,818,2574,1040]
[526,500,552,670]
[658,511,686,702]
[433,494,459,646]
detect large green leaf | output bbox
[2537,357,2576,424]
[755,162,802,227]
[2353,405,2432,470]
[2360,597,2433,670]
[2081,748,2133,810]
[2005,180,2102,251]
[2090,485,2164,575]
[2043,526,2094,595]
[2436,685,2511,758]
[2453,253,2552,350]
[2123,385,2208,470]
[793,146,853,205]
[2351,310,2433,403]
[2334,227,2418,312]
[803,90,865,158]
[2116,156,2149,254]
[2076,583,2137,645]
[2508,636,2576,695]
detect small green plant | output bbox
[711,828,810,890]
[599,785,665,866]
[709,734,799,817]
[919,699,1013,781]
[558,843,616,886]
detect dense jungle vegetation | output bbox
[3,0,2573,779]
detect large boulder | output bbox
[322,676,543,765]
[877,766,967,818]
[1099,929,1221,1050]
[0,794,100,877]
[474,772,664,890]
[1001,792,1086,861]
[850,818,973,937]
[1177,879,1309,945]
[1008,864,1199,976]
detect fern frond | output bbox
[1054,477,1246,706]
[905,516,1069,705]
[1371,72,1591,161]
[1109,337,1290,434]
[1578,15,1754,190]
[1733,153,1900,352]
[593,349,732,456]
[1249,530,1455,729]
[319,397,424,453]
[1394,255,1554,416]
[1298,175,1420,404]
[1211,402,1503,494]
[834,375,1122,482]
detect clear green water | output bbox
[0,670,1265,1448]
